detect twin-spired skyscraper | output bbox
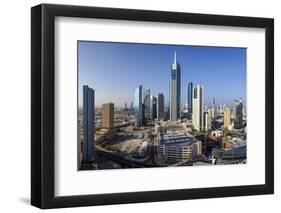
[170,52,181,121]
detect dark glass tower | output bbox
[187,82,193,119]
[82,85,95,164]
[157,93,165,120]
[150,95,157,120]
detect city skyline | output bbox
[78,42,247,170]
[78,41,246,108]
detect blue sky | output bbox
[78,41,246,108]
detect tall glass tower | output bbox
[82,85,95,164]
[157,93,165,120]
[135,85,143,126]
[150,95,157,120]
[170,52,181,121]
[143,89,151,120]
[188,82,193,120]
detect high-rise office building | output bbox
[212,97,215,106]
[143,89,151,120]
[211,97,217,121]
[82,85,95,164]
[135,85,143,126]
[170,52,181,121]
[187,82,193,120]
[193,84,204,131]
[157,93,165,120]
[211,107,217,120]
[102,103,114,129]
[224,108,232,128]
[234,99,243,129]
[204,109,212,131]
[150,95,157,120]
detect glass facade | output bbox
[170,52,181,121]
[157,93,165,120]
[188,82,193,119]
[143,89,151,120]
[134,85,143,126]
[82,85,95,164]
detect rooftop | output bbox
[159,133,199,146]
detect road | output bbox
[96,147,156,168]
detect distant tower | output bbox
[212,97,215,106]
[204,109,212,131]
[157,93,165,120]
[135,85,143,126]
[211,97,217,122]
[143,89,151,120]
[102,103,114,129]
[234,98,243,129]
[150,95,157,120]
[82,85,95,164]
[124,102,127,110]
[170,52,181,121]
[187,82,193,119]
[211,107,217,120]
[193,84,204,131]
[224,108,231,128]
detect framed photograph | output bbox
[31,4,274,209]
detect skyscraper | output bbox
[211,107,217,120]
[82,85,95,164]
[204,109,212,131]
[143,89,151,120]
[135,85,143,126]
[102,103,114,129]
[170,52,181,121]
[150,95,157,120]
[211,97,217,121]
[157,93,165,120]
[187,82,193,120]
[212,97,215,106]
[234,99,243,129]
[224,108,232,128]
[193,84,204,131]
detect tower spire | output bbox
[174,51,177,64]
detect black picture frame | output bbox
[31,3,274,209]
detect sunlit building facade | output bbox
[102,102,114,129]
[193,84,204,131]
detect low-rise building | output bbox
[157,133,202,162]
